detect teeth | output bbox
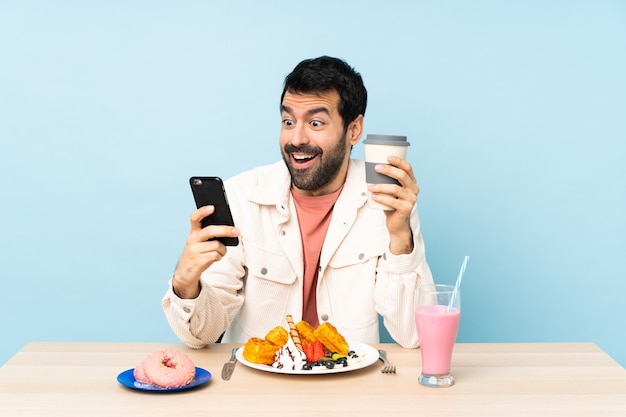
[293,154,314,160]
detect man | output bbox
[162,56,433,349]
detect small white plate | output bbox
[236,341,379,375]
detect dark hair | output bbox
[281,56,367,131]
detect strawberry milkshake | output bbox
[415,284,460,387]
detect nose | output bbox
[289,123,309,147]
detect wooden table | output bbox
[1,342,625,416]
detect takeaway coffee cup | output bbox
[363,134,410,210]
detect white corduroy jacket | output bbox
[162,159,433,349]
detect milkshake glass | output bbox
[414,284,460,387]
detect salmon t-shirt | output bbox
[291,186,343,327]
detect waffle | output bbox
[265,325,288,347]
[295,320,317,345]
[314,321,349,355]
[242,337,281,365]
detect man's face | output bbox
[280,90,361,196]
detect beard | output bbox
[281,131,348,191]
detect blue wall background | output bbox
[2,1,625,367]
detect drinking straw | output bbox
[448,255,469,312]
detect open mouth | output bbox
[291,152,319,168]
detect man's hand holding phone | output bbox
[173,176,240,299]
[173,206,240,299]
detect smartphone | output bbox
[189,176,239,246]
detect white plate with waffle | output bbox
[235,341,379,375]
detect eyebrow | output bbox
[281,105,331,118]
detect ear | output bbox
[347,114,364,146]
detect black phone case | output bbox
[189,177,239,246]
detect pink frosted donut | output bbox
[142,349,196,388]
[133,360,151,384]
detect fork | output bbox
[378,349,396,374]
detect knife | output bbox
[221,347,239,381]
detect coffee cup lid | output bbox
[363,134,410,146]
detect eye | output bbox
[310,120,324,128]
[282,118,294,127]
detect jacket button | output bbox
[358,253,365,260]
[260,267,268,275]
[183,307,191,314]
[321,314,329,321]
